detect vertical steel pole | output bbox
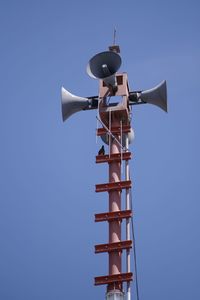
[125,134,131,300]
[109,118,121,280]
[106,117,124,300]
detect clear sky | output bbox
[0,0,200,299]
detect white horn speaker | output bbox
[139,80,167,112]
[61,87,90,121]
[87,51,121,88]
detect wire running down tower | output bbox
[61,44,167,300]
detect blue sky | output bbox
[0,0,200,299]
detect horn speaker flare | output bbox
[61,87,90,121]
[140,80,167,112]
[87,51,121,88]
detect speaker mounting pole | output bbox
[95,67,133,300]
[61,43,168,300]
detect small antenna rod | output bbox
[113,27,116,45]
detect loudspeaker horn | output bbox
[61,87,90,121]
[87,51,121,88]
[139,80,167,112]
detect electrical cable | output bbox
[107,95,111,105]
[96,116,127,151]
[129,174,140,300]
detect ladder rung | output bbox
[95,272,133,286]
[97,125,131,136]
[95,210,132,222]
[95,180,131,193]
[96,152,131,163]
[95,240,132,253]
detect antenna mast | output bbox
[94,43,133,300]
[61,39,168,300]
[113,28,117,45]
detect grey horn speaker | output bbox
[87,51,121,88]
[139,80,167,112]
[61,87,90,121]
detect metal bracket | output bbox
[95,210,132,222]
[95,240,132,253]
[96,152,131,164]
[95,180,131,193]
[97,125,131,136]
[95,272,133,286]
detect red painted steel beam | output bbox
[94,272,133,286]
[95,180,131,193]
[97,125,131,136]
[95,210,132,222]
[95,240,132,253]
[96,152,132,164]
